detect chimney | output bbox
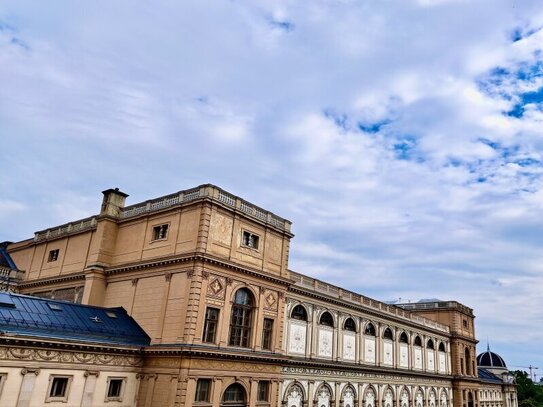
[100,188,129,218]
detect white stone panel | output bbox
[318,329,333,358]
[287,384,304,407]
[440,393,448,407]
[414,347,423,369]
[343,387,355,407]
[288,321,307,355]
[383,341,393,365]
[439,352,446,373]
[427,350,435,371]
[365,389,376,407]
[429,391,437,407]
[343,333,356,361]
[400,390,409,407]
[400,343,409,368]
[317,386,331,407]
[365,337,376,363]
[383,388,394,407]
[415,391,424,407]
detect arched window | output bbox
[229,288,254,347]
[222,383,246,407]
[383,327,393,340]
[427,339,434,349]
[414,336,422,346]
[364,323,376,336]
[291,305,308,321]
[344,318,356,332]
[319,312,334,327]
[399,332,409,343]
[439,342,446,352]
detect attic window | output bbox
[0,293,15,308]
[106,311,118,319]
[242,231,259,249]
[47,303,62,311]
[48,249,59,262]
[152,224,169,241]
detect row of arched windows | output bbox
[291,305,447,351]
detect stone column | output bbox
[212,378,224,407]
[16,368,40,407]
[249,379,258,407]
[144,375,158,407]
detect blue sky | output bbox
[1,0,543,373]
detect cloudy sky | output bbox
[1,0,543,372]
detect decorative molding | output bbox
[21,367,40,376]
[187,270,195,278]
[131,278,139,286]
[202,270,210,280]
[84,370,100,377]
[164,272,172,282]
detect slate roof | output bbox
[478,367,505,384]
[0,292,150,347]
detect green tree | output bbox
[513,370,543,407]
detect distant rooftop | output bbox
[396,299,474,317]
[0,292,150,347]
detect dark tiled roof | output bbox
[478,350,507,368]
[478,367,504,384]
[0,293,150,347]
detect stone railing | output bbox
[34,216,98,242]
[398,300,474,317]
[121,184,292,233]
[289,271,450,333]
[0,266,24,290]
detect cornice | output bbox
[17,272,86,289]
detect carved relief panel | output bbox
[264,289,279,311]
[383,341,393,366]
[400,343,409,368]
[365,389,376,407]
[287,384,304,407]
[317,386,331,407]
[429,391,437,407]
[427,350,435,371]
[415,390,424,407]
[318,329,333,358]
[440,393,448,407]
[343,333,356,361]
[207,274,226,299]
[414,347,423,369]
[288,321,307,355]
[343,387,355,407]
[365,337,376,363]
[383,388,394,407]
[400,389,410,407]
[439,352,446,373]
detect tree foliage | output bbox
[513,370,543,407]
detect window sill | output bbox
[106,397,123,402]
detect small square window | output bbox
[152,224,169,241]
[48,249,59,262]
[463,319,468,328]
[242,231,259,249]
[106,311,118,319]
[46,375,72,402]
[195,378,212,403]
[106,377,125,401]
[257,381,270,402]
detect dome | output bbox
[477,349,507,368]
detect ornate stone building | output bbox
[0,184,517,407]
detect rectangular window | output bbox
[203,307,219,343]
[262,318,274,350]
[463,319,468,328]
[242,231,259,249]
[48,249,59,262]
[195,379,212,403]
[152,224,169,241]
[257,381,270,402]
[106,377,125,401]
[46,375,72,402]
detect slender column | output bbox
[144,375,158,407]
[212,378,224,407]
[81,370,100,407]
[16,368,40,407]
[249,379,258,407]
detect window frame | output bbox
[229,288,254,348]
[47,249,59,262]
[257,381,270,403]
[203,307,220,344]
[261,318,274,350]
[290,305,308,321]
[0,373,6,398]
[46,375,72,403]
[152,223,170,241]
[105,376,126,402]
[195,378,212,403]
[319,312,334,327]
[241,230,260,250]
